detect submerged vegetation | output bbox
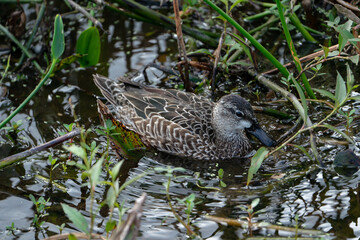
[0,0,359,239]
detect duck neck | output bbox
[214,129,250,151]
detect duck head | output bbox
[212,95,276,147]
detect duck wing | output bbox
[93,74,214,135]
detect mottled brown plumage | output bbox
[93,74,275,160]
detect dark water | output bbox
[1,2,360,240]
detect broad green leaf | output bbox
[61,203,89,234]
[335,20,353,52]
[51,14,65,60]
[220,180,227,187]
[335,72,347,105]
[76,27,101,67]
[247,147,269,186]
[89,156,104,186]
[322,123,354,144]
[105,220,117,233]
[29,194,36,205]
[349,54,359,65]
[346,64,354,93]
[291,144,313,160]
[251,198,260,208]
[313,88,337,102]
[111,160,124,180]
[106,186,116,209]
[218,168,224,178]
[63,145,87,160]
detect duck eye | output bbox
[235,110,244,117]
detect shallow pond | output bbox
[1,2,360,240]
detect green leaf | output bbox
[106,187,116,209]
[335,72,347,105]
[218,168,224,178]
[349,54,359,65]
[349,95,360,101]
[335,20,354,52]
[63,145,87,160]
[247,147,269,186]
[220,180,227,187]
[105,220,117,233]
[51,14,65,60]
[313,88,337,102]
[230,0,245,11]
[322,123,354,144]
[346,64,354,93]
[251,198,260,208]
[292,76,308,122]
[68,234,78,240]
[76,27,101,67]
[29,194,36,205]
[53,54,84,73]
[61,203,89,234]
[291,144,313,160]
[89,156,104,186]
[111,161,124,180]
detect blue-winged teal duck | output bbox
[93,74,275,160]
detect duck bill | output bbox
[246,124,276,147]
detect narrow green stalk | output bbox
[203,0,290,77]
[0,55,11,84]
[0,24,44,74]
[303,25,325,36]
[244,10,272,21]
[18,2,46,66]
[0,59,56,129]
[249,16,279,34]
[288,12,316,43]
[275,0,316,99]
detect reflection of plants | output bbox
[29,194,49,229]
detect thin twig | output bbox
[262,43,349,75]
[205,215,325,236]
[211,31,226,99]
[68,0,104,31]
[173,0,191,92]
[0,129,80,169]
[43,232,106,240]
